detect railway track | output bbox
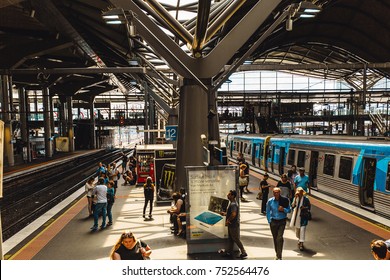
[1,149,129,241]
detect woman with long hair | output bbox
[110,232,152,260]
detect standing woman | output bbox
[110,232,152,260]
[143,176,155,219]
[290,187,311,251]
[239,164,248,202]
[85,177,95,217]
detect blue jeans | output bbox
[107,202,113,224]
[93,202,107,228]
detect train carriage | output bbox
[229,134,390,218]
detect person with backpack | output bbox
[143,176,155,219]
[106,180,115,226]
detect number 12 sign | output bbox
[165,125,178,141]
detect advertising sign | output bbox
[186,165,239,253]
[155,149,176,202]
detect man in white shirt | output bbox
[91,177,108,231]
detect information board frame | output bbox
[185,165,239,254]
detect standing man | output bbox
[220,190,248,259]
[91,177,108,231]
[128,155,137,171]
[294,167,310,193]
[266,187,291,260]
[121,152,128,174]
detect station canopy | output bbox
[1,0,390,105]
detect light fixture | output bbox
[286,15,293,31]
[128,56,140,66]
[285,1,322,31]
[298,1,322,18]
[102,8,126,24]
[127,21,136,37]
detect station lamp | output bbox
[102,8,136,37]
[102,8,126,24]
[298,1,322,18]
[286,1,322,31]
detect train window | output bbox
[288,149,295,165]
[243,143,247,154]
[248,144,251,155]
[323,154,335,176]
[297,151,306,168]
[386,162,390,191]
[339,156,353,181]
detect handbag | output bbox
[300,209,312,220]
[239,176,247,186]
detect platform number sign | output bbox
[165,125,178,141]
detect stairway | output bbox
[368,111,387,135]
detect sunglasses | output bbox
[121,232,134,239]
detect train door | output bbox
[279,147,285,175]
[359,158,376,208]
[258,143,263,168]
[309,151,319,189]
[270,145,275,173]
[252,143,258,166]
[263,136,271,172]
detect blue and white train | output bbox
[224,134,390,218]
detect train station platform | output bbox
[3,169,390,261]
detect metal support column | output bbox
[149,96,155,144]
[175,82,209,191]
[49,94,55,152]
[66,96,75,152]
[144,84,149,144]
[1,75,14,166]
[59,97,66,136]
[42,87,53,158]
[89,97,96,149]
[19,87,30,162]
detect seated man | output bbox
[167,192,184,234]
